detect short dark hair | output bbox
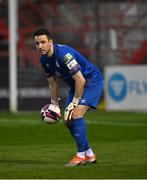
[33,28,52,39]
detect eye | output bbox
[35,42,39,46]
[41,41,47,44]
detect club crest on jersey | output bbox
[64,53,73,64]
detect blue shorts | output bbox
[65,79,104,108]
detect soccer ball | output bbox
[40,104,61,124]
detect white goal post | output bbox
[8,0,18,112]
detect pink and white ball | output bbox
[40,104,61,124]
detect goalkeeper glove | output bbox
[64,97,79,121]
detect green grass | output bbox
[0,111,147,179]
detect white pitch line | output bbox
[86,120,147,127]
[0,118,147,127]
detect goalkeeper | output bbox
[33,29,103,166]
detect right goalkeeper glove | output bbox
[64,97,79,121]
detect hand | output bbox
[64,97,79,121]
[51,98,60,107]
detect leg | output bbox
[68,105,90,153]
[64,105,96,166]
[64,80,103,166]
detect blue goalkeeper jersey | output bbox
[40,44,103,90]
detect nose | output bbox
[38,43,42,48]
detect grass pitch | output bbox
[0,111,147,179]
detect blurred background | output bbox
[0,0,147,111]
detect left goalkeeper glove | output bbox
[64,97,79,121]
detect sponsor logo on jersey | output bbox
[80,99,86,104]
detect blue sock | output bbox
[68,118,89,152]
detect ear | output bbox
[48,39,53,46]
[50,39,53,44]
[48,42,52,46]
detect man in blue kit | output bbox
[34,29,103,166]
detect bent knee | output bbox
[71,109,83,119]
[63,110,81,121]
